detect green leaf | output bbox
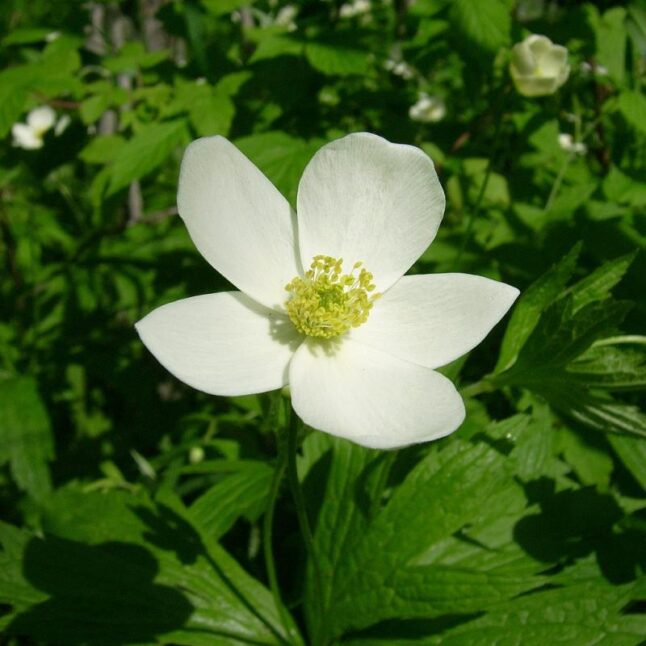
[559,427,613,488]
[609,434,646,490]
[108,120,188,195]
[589,7,627,84]
[2,28,53,45]
[603,166,646,207]
[568,337,646,391]
[430,580,646,645]
[305,37,369,76]
[305,438,541,643]
[569,252,636,312]
[189,462,273,539]
[79,135,126,164]
[250,35,303,63]
[618,90,646,136]
[235,132,325,205]
[450,0,511,56]
[0,377,53,501]
[539,382,646,439]
[495,244,581,373]
[0,70,27,138]
[0,487,300,645]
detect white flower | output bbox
[11,106,68,150]
[558,133,587,156]
[384,58,415,80]
[275,5,298,30]
[510,34,570,97]
[136,133,519,449]
[339,0,371,19]
[409,93,446,123]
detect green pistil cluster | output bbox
[285,255,380,339]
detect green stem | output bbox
[286,406,326,644]
[454,93,507,269]
[460,378,495,398]
[263,424,295,644]
[544,152,574,212]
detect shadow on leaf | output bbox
[7,535,192,645]
[514,481,645,583]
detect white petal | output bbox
[136,291,301,396]
[177,136,301,311]
[12,124,43,149]
[296,132,445,292]
[26,106,56,133]
[350,274,519,369]
[54,114,71,136]
[290,339,465,449]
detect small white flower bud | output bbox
[510,34,570,98]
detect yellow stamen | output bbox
[285,255,380,339]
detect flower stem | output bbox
[454,91,508,269]
[544,152,574,212]
[263,413,296,644]
[286,406,326,643]
[460,378,495,398]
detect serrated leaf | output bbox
[539,382,646,439]
[569,252,636,311]
[107,120,188,195]
[0,377,53,501]
[428,580,646,645]
[1,488,300,645]
[505,297,630,376]
[568,337,646,391]
[495,244,581,373]
[305,438,541,643]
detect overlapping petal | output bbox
[289,339,465,449]
[135,292,301,396]
[296,132,445,292]
[350,274,519,368]
[177,136,301,311]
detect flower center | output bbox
[285,255,380,339]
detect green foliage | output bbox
[1,0,645,643]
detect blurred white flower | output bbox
[384,58,415,80]
[558,133,587,156]
[580,61,608,77]
[510,34,570,97]
[54,114,71,136]
[11,106,69,150]
[339,0,371,19]
[275,5,298,30]
[409,93,446,123]
[45,31,61,42]
[136,133,518,449]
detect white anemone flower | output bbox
[11,106,68,150]
[409,93,446,123]
[136,133,519,449]
[510,34,570,98]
